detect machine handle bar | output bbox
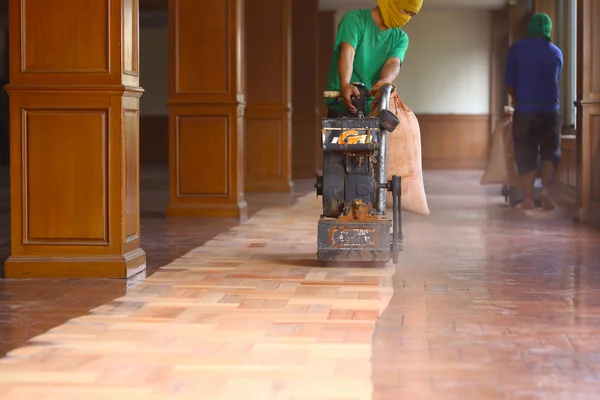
[323,90,341,99]
[323,84,394,111]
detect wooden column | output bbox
[574,0,600,224]
[533,0,558,42]
[317,10,336,174]
[5,0,145,278]
[508,0,531,44]
[244,0,292,192]
[548,0,579,215]
[291,0,319,179]
[166,0,247,219]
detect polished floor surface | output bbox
[0,165,313,358]
[1,170,600,399]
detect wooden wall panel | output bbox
[316,10,335,174]
[418,115,490,169]
[167,0,246,218]
[5,0,146,278]
[551,135,578,214]
[557,135,577,188]
[244,0,292,192]
[508,0,530,44]
[124,105,140,245]
[574,0,600,225]
[245,116,284,180]
[25,109,108,243]
[291,0,319,179]
[533,0,558,42]
[591,116,600,202]
[174,0,229,94]
[21,0,109,72]
[176,116,229,196]
[318,10,335,122]
[123,0,140,87]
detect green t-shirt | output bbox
[325,9,409,114]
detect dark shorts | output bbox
[512,110,562,174]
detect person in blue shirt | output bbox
[505,12,563,211]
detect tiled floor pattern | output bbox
[2,170,600,399]
[0,194,395,400]
[372,173,600,400]
[0,165,314,357]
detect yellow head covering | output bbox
[377,0,423,28]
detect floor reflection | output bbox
[0,164,312,357]
[371,170,600,399]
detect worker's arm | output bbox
[505,44,517,109]
[338,42,360,113]
[377,57,402,83]
[375,32,409,88]
[332,11,363,113]
[506,85,516,106]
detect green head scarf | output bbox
[528,13,553,41]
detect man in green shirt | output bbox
[325,0,423,117]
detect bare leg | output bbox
[540,160,556,211]
[519,169,537,210]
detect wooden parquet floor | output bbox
[0,194,394,400]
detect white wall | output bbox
[139,28,169,116]
[333,9,492,114]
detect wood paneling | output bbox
[22,0,109,73]
[167,0,246,219]
[174,0,228,94]
[291,0,319,179]
[5,0,146,278]
[25,109,108,243]
[508,0,530,44]
[551,135,578,215]
[124,106,140,244]
[591,116,600,202]
[176,116,229,196]
[244,0,292,192]
[574,0,600,224]
[244,115,285,188]
[316,10,335,174]
[557,135,577,188]
[418,114,491,169]
[533,0,558,42]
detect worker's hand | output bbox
[340,83,360,114]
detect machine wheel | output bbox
[315,174,323,197]
[322,152,345,217]
[391,175,402,264]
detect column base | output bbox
[246,180,294,193]
[4,248,147,279]
[166,201,248,220]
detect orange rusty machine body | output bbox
[315,82,402,267]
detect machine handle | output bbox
[377,84,394,114]
[323,90,341,99]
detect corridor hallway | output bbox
[1,170,600,399]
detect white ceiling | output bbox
[319,0,508,11]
